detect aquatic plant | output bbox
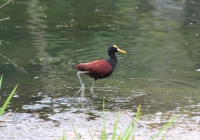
[0,75,18,117]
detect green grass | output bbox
[120,105,141,140]
[101,99,106,140]
[66,101,178,140]
[151,115,178,140]
[56,132,66,140]
[69,101,142,140]
[110,111,120,140]
[0,75,2,90]
[0,75,18,117]
[71,120,81,140]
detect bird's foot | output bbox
[90,87,97,97]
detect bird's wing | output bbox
[76,60,112,74]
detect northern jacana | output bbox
[75,45,126,99]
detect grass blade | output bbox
[0,84,18,116]
[134,104,142,126]
[71,121,80,140]
[136,104,141,119]
[101,100,107,140]
[151,116,178,140]
[0,107,18,125]
[111,112,120,140]
[0,75,2,90]
[88,130,94,140]
[121,123,133,140]
[61,132,66,140]
[121,105,142,140]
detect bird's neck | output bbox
[107,53,117,70]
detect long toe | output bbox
[79,85,85,101]
[90,87,97,97]
[74,84,85,98]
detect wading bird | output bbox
[75,45,126,100]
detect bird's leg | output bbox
[74,71,89,101]
[90,80,97,97]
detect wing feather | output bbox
[76,60,112,75]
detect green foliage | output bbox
[100,101,141,140]
[101,100,107,140]
[0,75,2,90]
[0,75,18,117]
[88,130,94,140]
[55,132,66,140]
[136,105,142,120]
[121,123,134,140]
[71,121,81,140]
[151,116,178,140]
[120,105,141,140]
[63,102,177,140]
[111,112,120,140]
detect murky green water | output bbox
[0,0,200,118]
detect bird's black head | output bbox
[107,45,126,54]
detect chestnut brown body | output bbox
[76,60,113,80]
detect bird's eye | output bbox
[113,45,118,49]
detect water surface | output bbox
[0,0,200,132]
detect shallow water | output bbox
[1,108,200,140]
[0,0,200,139]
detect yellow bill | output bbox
[113,44,126,54]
